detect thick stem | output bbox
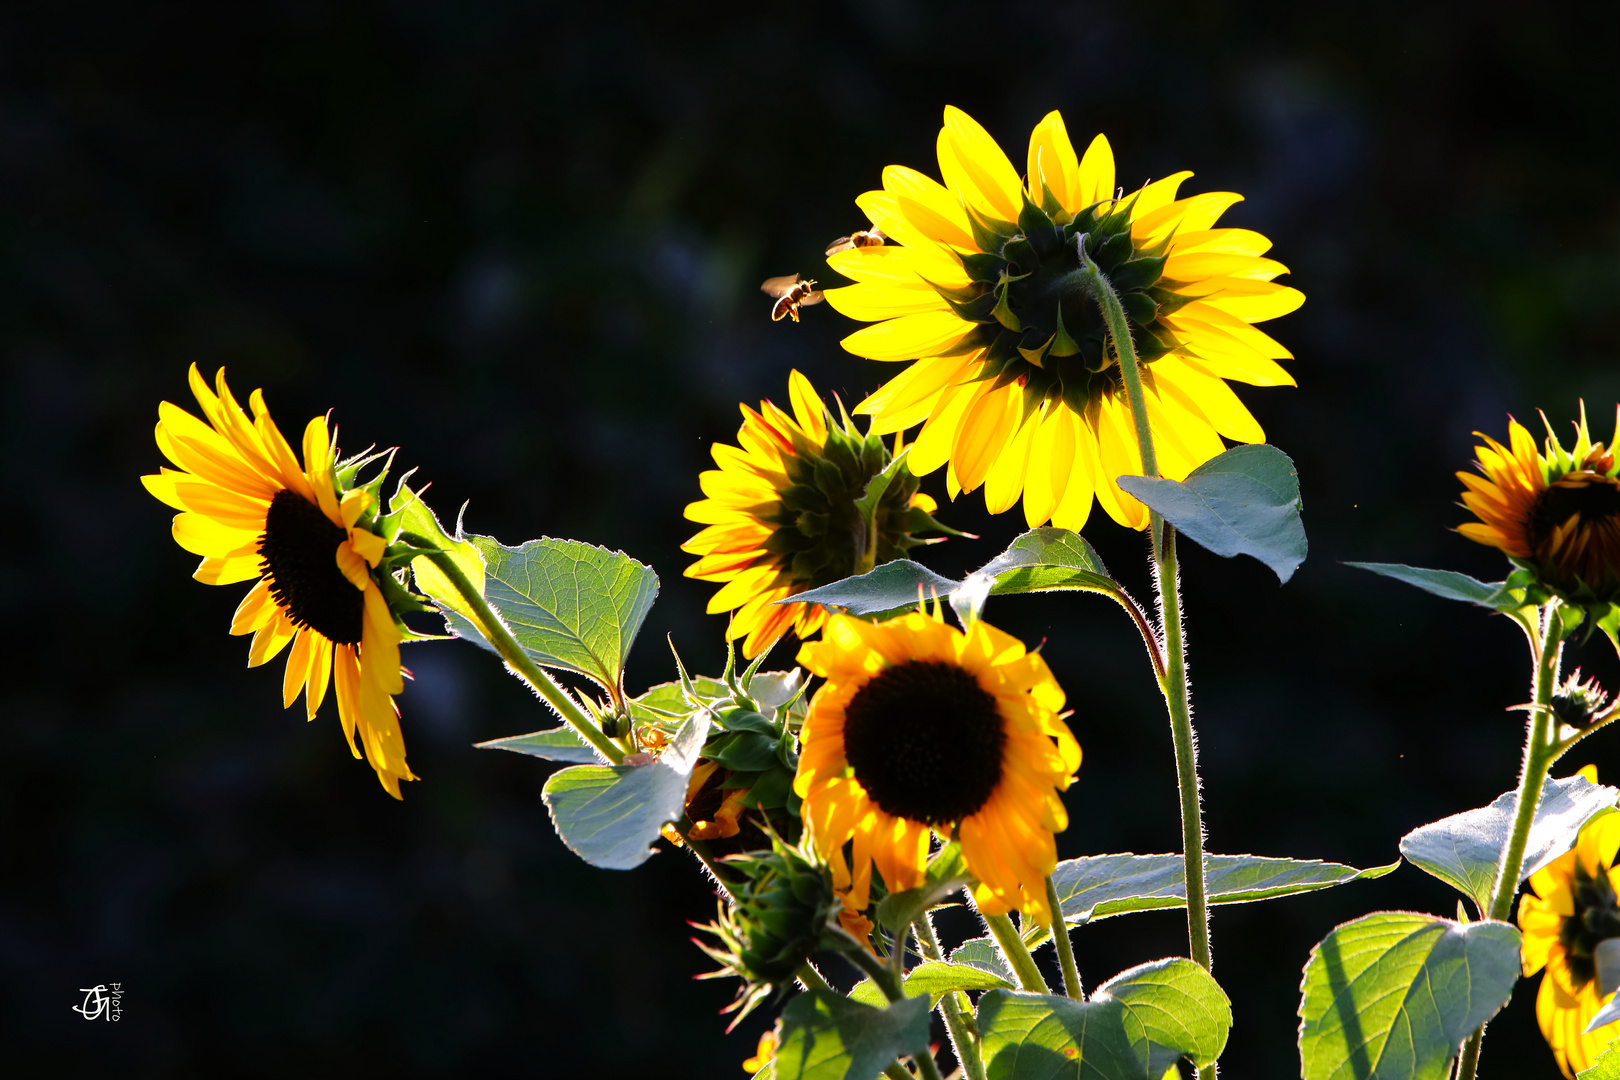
[1075,238,1156,480]
[410,541,623,764]
[796,961,834,994]
[984,914,1049,993]
[1044,878,1083,999]
[916,914,987,1080]
[1157,528,1211,973]
[1455,604,1563,1080]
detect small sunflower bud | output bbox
[1553,669,1610,729]
[693,838,838,1026]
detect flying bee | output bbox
[761,274,823,322]
[824,227,886,257]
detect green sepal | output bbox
[1109,254,1167,292]
[1017,193,1064,258]
[957,251,1005,283]
[992,269,1027,332]
[942,289,998,324]
[1049,301,1080,357]
[1016,330,1055,368]
[1120,290,1160,324]
[963,203,1019,253]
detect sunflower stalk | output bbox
[983,913,1049,993]
[1456,601,1566,1080]
[1044,877,1083,999]
[830,926,946,1080]
[915,911,988,1080]
[407,541,625,765]
[1075,239,1213,976]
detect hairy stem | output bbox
[1044,878,1083,999]
[409,540,622,764]
[916,913,987,1080]
[1456,603,1563,1080]
[984,914,1049,993]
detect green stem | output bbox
[984,914,1048,993]
[796,961,834,994]
[883,1066,914,1080]
[916,913,987,1080]
[833,926,906,1002]
[1078,249,1210,970]
[1455,603,1564,1080]
[409,540,623,764]
[1044,878,1083,999]
[1079,250,1213,1079]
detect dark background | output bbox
[5,0,1620,1076]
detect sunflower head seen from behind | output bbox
[683,370,951,659]
[1459,404,1620,606]
[1519,768,1620,1076]
[143,366,417,797]
[822,105,1302,532]
[793,610,1079,925]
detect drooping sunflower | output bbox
[1459,404,1620,604]
[143,366,415,798]
[793,611,1079,924]
[822,106,1303,531]
[1519,768,1620,1077]
[683,370,948,658]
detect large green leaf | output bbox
[1400,772,1618,913]
[429,535,658,696]
[950,936,1016,984]
[475,726,598,763]
[1116,444,1306,583]
[1298,912,1521,1080]
[977,958,1231,1078]
[538,712,709,870]
[977,528,1113,593]
[848,961,1014,1007]
[775,989,931,1080]
[1580,1042,1620,1078]
[1344,562,1519,611]
[787,560,957,617]
[1049,853,1397,926]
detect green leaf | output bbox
[849,961,1013,1007]
[708,731,780,772]
[434,536,659,697]
[785,560,957,618]
[1400,771,1619,913]
[1050,853,1398,926]
[977,527,1113,592]
[474,726,598,764]
[775,989,931,1080]
[875,842,972,933]
[853,446,912,532]
[976,958,1231,1078]
[538,712,709,870]
[1298,912,1521,1080]
[1579,1041,1620,1078]
[1343,562,1520,611]
[1116,444,1306,583]
[627,675,728,722]
[394,484,487,620]
[951,936,1016,984]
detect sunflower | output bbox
[821,105,1302,531]
[793,611,1079,924]
[1519,769,1620,1077]
[1459,404,1620,603]
[683,370,948,658]
[143,366,415,798]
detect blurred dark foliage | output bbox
[4,0,1620,1076]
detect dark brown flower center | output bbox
[841,660,1006,825]
[1530,473,1620,547]
[1559,859,1620,987]
[258,489,364,645]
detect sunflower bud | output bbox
[1552,670,1610,729]
[693,837,838,1025]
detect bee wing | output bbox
[799,290,825,307]
[760,274,802,298]
[825,236,855,257]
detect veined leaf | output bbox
[1298,912,1521,1080]
[475,726,599,763]
[775,990,931,1080]
[432,535,659,697]
[1400,771,1619,913]
[848,961,1013,1008]
[539,712,709,870]
[785,560,957,617]
[1579,1041,1620,1078]
[1117,444,1306,583]
[1345,562,1520,611]
[950,936,1016,985]
[976,958,1231,1078]
[1050,853,1397,926]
